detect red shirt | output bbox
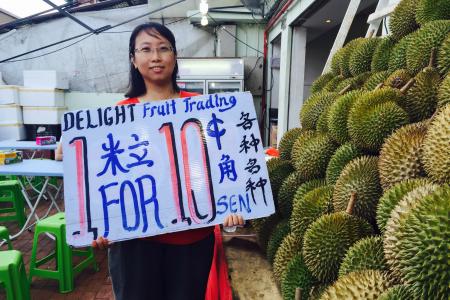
[117,90,214,245]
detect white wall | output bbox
[0,5,215,93]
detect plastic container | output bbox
[0,104,22,124]
[0,85,20,105]
[22,106,67,124]
[0,123,26,141]
[23,70,69,90]
[19,88,65,107]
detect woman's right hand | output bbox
[91,236,110,250]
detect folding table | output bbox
[0,159,63,239]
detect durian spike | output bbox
[400,78,416,94]
[346,192,357,215]
[427,48,436,69]
[368,29,375,38]
[375,82,384,90]
[295,288,302,300]
[339,84,352,95]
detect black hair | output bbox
[125,22,180,98]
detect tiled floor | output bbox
[1,184,280,300]
[0,187,112,300]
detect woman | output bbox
[89,22,244,300]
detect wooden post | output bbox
[295,287,303,300]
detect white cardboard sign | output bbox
[62,92,275,247]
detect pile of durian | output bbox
[252,0,450,299]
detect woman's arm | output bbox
[55,142,63,161]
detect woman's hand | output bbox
[91,236,110,250]
[223,214,245,232]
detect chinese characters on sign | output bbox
[62,92,275,247]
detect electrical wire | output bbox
[0,0,185,63]
[207,13,264,55]
[4,33,95,63]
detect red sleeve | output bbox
[116,97,139,105]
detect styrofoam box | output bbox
[0,104,22,124]
[0,85,20,105]
[23,70,69,90]
[23,106,67,125]
[0,123,26,141]
[19,88,65,107]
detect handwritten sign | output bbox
[62,92,275,247]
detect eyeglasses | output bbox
[134,45,174,56]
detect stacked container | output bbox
[0,84,26,141]
[19,70,68,141]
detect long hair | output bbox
[125,22,180,98]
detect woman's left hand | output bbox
[223,214,245,228]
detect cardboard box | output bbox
[22,106,67,125]
[0,150,23,165]
[0,104,22,124]
[19,87,65,107]
[0,85,20,105]
[23,70,69,89]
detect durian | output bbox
[415,0,450,25]
[281,255,316,300]
[267,219,291,263]
[326,142,363,185]
[372,37,396,72]
[333,156,382,224]
[291,133,338,181]
[406,20,450,74]
[310,72,335,94]
[319,270,394,299]
[290,185,333,239]
[388,33,415,71]
[349,38,380,76]
[300,91,337,130]
[273,232,303,284]
[394,185,450,299]
[378,285,417,300]
[338,236,387,277]
[277,172,305,218]
[388,0,419,41]
[327,89,365,144]
[334,73,370,93]
[379,122,428,190]
[364,70,390,91]
[290,179,327,211]
[278,128,304,161]
[403,56,441,121]
[376,178,431,233]
[437,33,450,75]
[322,75,344,92]
[384,69,412,89]
[421,104,450,183]
[437,73,450,108]
[348,87,410,152]
[334,39,365,78]
[383,184,439,280]
[302,197,374,283]
[268,158,294,203]
[252,214,280,253]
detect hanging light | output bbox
[199,0,209,15]
[201,15,209,26]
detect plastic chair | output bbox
[0,226,13,250]
[0,250,30,300]
[0,180,26,227]
[28,212,98,293]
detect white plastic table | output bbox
[0,139,59,159]
[0,159,63,239]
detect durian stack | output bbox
[254,1,449,299]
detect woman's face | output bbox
[132,29,176,86]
